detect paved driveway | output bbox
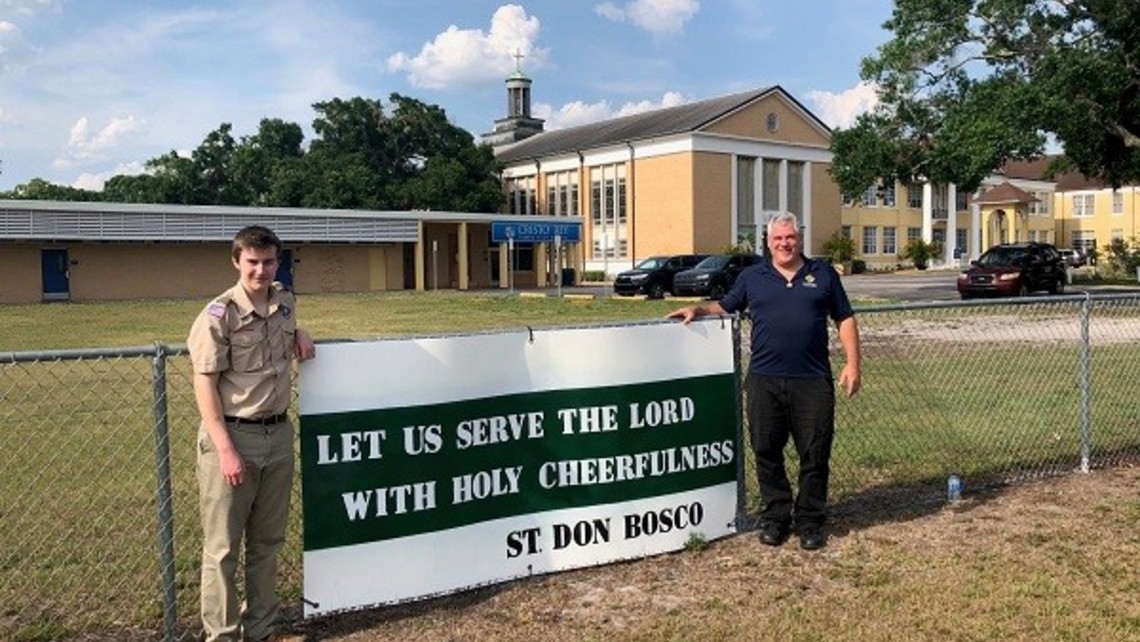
[841,270,1140,303]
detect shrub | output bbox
[852,259,867,274]
[581,270,606,282]
[900,239,940,270]
[823,231,855,264]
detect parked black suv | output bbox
[673,253,764,299]
[957,242,1066,299]
[613,254,708,299]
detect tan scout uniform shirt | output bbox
[187,282,297,418]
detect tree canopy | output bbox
[830,0,1140,199]
[7,93,504,213]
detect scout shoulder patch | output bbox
[207,302,227,318]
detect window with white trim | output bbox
[1113,191,1123,215]
[907,227,921,243]
[506,176,536,215]
[544,171,579,217]
[1072,194,1095,217]
[590,164,627,259]
[883,227,897,255]
[956,228,968,254]
[906,183,923,208]
[1030,192,1051,216]
[862,226,878,255]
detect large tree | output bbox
[9,94,502,212]
[830,0,1140,198]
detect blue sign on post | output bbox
[491,221,581,243]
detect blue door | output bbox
[275,249,294,290]
[41,249,70,301]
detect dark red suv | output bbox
[957,242,1066,299]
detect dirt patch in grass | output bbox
[291,465,1140,642]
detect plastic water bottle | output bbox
[947,474,963,503]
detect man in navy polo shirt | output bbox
[667,212,861,550]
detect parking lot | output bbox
[552,269,1140,303]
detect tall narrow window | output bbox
[761,159,781,211]
[737,156,756,243]
[883,227,897,255]
[787,161,804,215]
[862,226,878,255]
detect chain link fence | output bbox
[1,294,1138,641]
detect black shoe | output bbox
[757,522,789,546]
[798,526,826,551]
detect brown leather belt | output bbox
[224,413,288,426]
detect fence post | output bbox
[1078,295,1092,473]
[731,315,749,531]
[152,343,178,642]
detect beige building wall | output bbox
[0,244,50,304]
[70,244,233,300]
[691,152,733,254]
[2,242,392,303]
[809,162,843,256]
[629,153,697,258]
[706,94,830,148]
[291,245,375,293]
[1052,188,1140,250]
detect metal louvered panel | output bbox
[0,206,421,243]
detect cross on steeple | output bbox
[512,48,524,72]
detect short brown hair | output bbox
[231,225,282,262]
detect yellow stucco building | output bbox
[487,78,843,275]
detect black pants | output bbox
[745,374,835,528]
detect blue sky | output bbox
[0,0,895,192]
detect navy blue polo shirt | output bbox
[719,256,854,379]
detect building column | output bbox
[535,243,549,286]
[945,183,958,264]
[499,241,510,289]
[922,182,934,243]
[414,224,426,292]
[971,200,982,260]
[778,159,789,213]
[802,162,813,254]
[458,222,469,291]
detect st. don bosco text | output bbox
[313,395,735,556]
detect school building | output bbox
[0,200,582,303]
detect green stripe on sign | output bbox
[300,374,736,551]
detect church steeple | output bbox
[482,49,545,149]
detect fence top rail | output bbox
[856,292,1140,314]
[0,344,163,364]
[2,295,1135,360]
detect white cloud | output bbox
[72,160,147,191]
[387,5,548,89]
[54,115,143,169]
[536,91,688,130]
[806,81,879,129]
[0,19,29,64]
[594,0,700,34]
[0,0,59,17]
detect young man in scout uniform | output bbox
[188,225,316,642]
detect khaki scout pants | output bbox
[197,420,294,642]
